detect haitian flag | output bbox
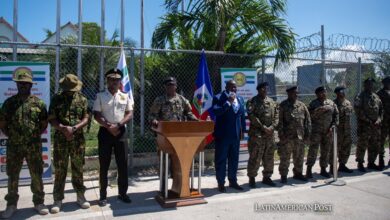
[117,48,134,108]
[192,50,215,143]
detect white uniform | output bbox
[93,90,133,124]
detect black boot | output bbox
[305,165,313,179]
[338,163,353,173]
[320,167,331,178]
[218,184,226,193]
[280,175,287,183]
[379,156,385,170]
[367,163,382,171]
[293,173,308,182]
[249,177,256,188]
[262,177,276,187]
[358,162,366,172]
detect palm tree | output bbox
[152,0,296,62]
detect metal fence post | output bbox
[99,0,105,91]
[77,0,83,80]
[12,0,18,61]
[321,25,326,87]
[140,0,145,136]
[55,0,61,93]
[261,57,265,82]
[358,57,362,94]
[128,48,135,174]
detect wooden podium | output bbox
[152,121,214,208]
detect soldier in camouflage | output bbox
[278,86,311,183]
[331,86,353,174]
[377,76,390,169]
[149,77,197,124]
[149,77,197,192]
[355,78,383,172]
[48,74,90,213]
[306,86,339,179]
[0,68,49,218]
[247,82,278,188]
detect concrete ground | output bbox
[1,153,390,220]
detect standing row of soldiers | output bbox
[246,77,389,187]
[0,68,133,218]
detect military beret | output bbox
[163,76,177,85]
[382,76,390,84]
[315,86,326,94]
[334,86,346,93]
[256,82,269,90]
[105,68,123,79]
[364,77,375,83]
[286,85,298,93]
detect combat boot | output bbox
[280,175,287,184]
[379,156,385,170]
[367,163,382,171]
[305,165,313,179]
[338,163,353,173]
[358,162,366,172]
[1,205,17,219]
[320,167,331,178]
[249,177,256,188]
[77,193,90,209]
[262,177,276,187]
[293,173,308,182]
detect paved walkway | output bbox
[1,153,390,220]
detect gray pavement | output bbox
[1,153,390,220]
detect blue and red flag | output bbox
[192,50,215,142]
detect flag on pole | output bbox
[117,48,134,107]
[192,50,215,142]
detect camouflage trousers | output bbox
[306,131,332,168]
[329,131,352,165]
[5,142,44,206]
[278,138,305,176]
[380,121,390,157]
[356,126,381,164]
[53,138,86,201]
[247,136,275,178]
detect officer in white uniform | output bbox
[93,68,133,206]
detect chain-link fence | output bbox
[0,41,374,177]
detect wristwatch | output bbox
[72,126,77,132]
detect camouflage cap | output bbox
[59,74,82,92]
[13,67,34,84]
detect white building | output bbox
[41,21,78,44]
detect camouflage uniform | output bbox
[246,96,279,178]
[377,88,390,158]
[1,95,47,206]
[48,91,88,201]
[278,99,311,176]
[149,93,197,191]
[149,94,197,122]
[331,98,353,165]
[354,91,383,164]
[306,99,339,168]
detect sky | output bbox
[0,0,389,48]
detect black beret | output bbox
[105,68,123,79]
[382,76,390,84]
[334,86,346,93]
[315,86,326,94]
[286,85,298,93]
[256,82,269,90]
[163,76,177,85]
[364,77,376,83]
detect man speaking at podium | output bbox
[149,76,198,191]
[212,80,246,193]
